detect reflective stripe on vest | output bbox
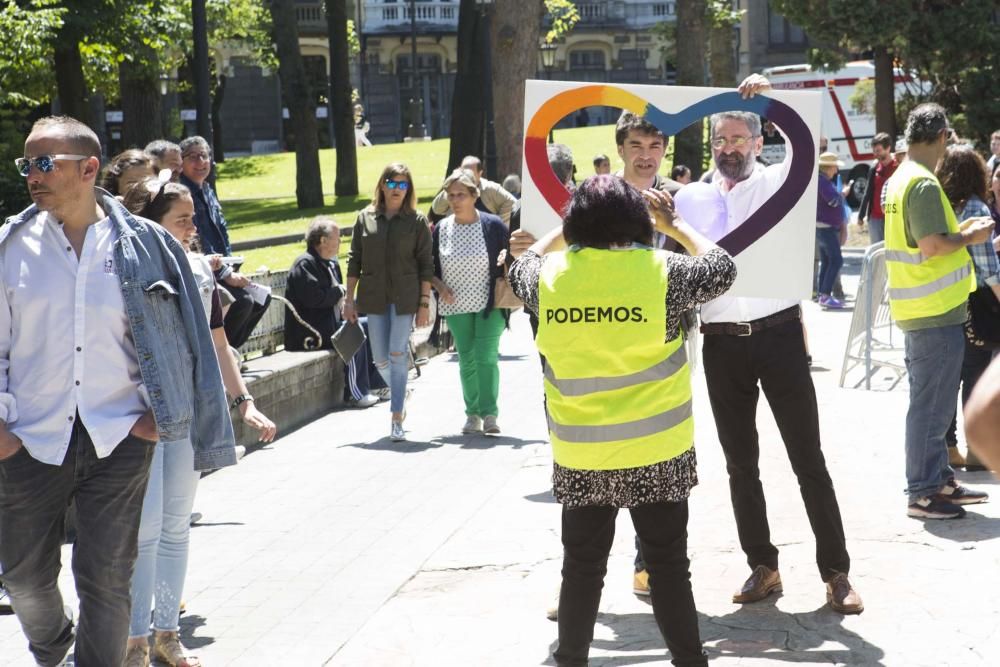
[883,160,975,321]
[536,247,693,471]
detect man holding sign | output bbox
[697,75,862,615]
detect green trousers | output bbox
[445,309,506,417]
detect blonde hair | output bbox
[440,168,480,200]
[369,162,416,214]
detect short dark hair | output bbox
[872,132,893,150]
[145,139,181,159]
[615,111,665,147]
[306,217,339,248]
[100,149,153,195]
[121,176,192,224]
[179,135,211,157]
[904,103,948,146]
[562,175,653,249]
[671,164,691,180]
[29,116,101,158]
[991,130,1000,141]
[937,144,988,208]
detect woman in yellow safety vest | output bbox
[509,175,736,667]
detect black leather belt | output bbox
[700,305,801,336]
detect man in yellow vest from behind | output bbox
[884,103,994,519]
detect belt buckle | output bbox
[735,322,753,336]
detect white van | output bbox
[760,61,920,206]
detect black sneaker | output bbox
[907,496,966,519]
[936,479,989,505]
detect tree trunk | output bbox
[326,0,359,196]
[709,22,736,88]
[448,0,487,174]
[270,0,324,209]
[212,74,227,163]
[673,0,707,178]
[118,49,163,149]
[53,28,91,128]
[873,45,896,141]
[489,0,544,179]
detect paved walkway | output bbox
[2,264,999,666]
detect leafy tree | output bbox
[772,0,997,144]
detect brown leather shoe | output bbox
[732,565,782,603]
[826,571,864,614]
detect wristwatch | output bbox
[231,394,254,409]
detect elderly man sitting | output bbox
[284,218,384,407]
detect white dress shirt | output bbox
[0,212,148,465]
[701,148,800,324]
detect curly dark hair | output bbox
[937,144,988,208]
[100,149,153,195]
[562,175,653,249]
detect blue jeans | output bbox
[0,422,154,667]
[816,227,844,296]
[903,325,963,502]
[366,304,413,414]
[129,439,201,637]
[868,217,885,245]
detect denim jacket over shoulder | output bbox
[0,190,236,471]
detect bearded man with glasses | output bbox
[0,116,235,666]
[695,75,863,615]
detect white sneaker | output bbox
[234,445,247,461]
[390,421,406,442]
[483,415,500,435]
[351,393,379,408]
[401,388,413,422]
[462,415,483,434]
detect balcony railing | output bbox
[363,1,460,33]
[296,3,326,30]
[568,1,676,28]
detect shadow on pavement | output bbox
[179,613,213,650]
[524,489,557,504]
[342,438,444,453]
[922,514,1000,541]
[537,602,886,666]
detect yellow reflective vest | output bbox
[535,247,693,471]
[883,160,975,322]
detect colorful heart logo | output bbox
[524,85,814,255]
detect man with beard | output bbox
[696,76,863,615]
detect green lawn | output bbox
[217,122,684,272]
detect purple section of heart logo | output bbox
[644,92,814,255]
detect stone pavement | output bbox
[2,262,999,666]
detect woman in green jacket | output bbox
[344,163,434,441]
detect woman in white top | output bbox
[121,178,276,667]
[431,169,511,435]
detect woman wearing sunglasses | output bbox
[121,177,276,667]
[345,163,434,441]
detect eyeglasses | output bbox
[709,136,757,150]
[14,154,87,177]
[182,152,210,162]
[384,179,409,190]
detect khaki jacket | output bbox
[431,177,517,226]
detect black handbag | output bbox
[965,285,1000,349]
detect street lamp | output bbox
[476,0,498,177]
[407,0,427,140]
[540,42,557,143]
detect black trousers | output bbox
[702,318,849,581]
[554,501,707,667]
[945,338,994,447]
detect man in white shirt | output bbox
[697,77,863,615]
[0,117,232,666]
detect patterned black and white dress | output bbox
[436,215,491,317]
[508,246,737,508]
